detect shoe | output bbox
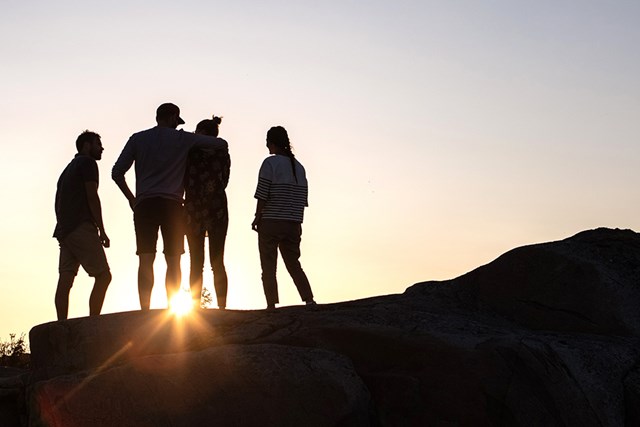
[266,304,276,312]
[305,300,317,309]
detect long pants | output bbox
[258,219,313,306]
[186,219,228,307]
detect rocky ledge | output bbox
[4,227,640,426]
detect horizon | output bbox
[1,1,639,340]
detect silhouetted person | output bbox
[251,126,316,310]
[185,116,230,309]
[112,103,228,311]
[53,130,112,320]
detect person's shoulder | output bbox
[74,154,97,165]
[274,154,295,166]
[261,155,277,166]
[130,126,158,139]
[73,155,99,176]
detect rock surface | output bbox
[0,367,28,427]
[31,344,372,427]
[6,227,640,426]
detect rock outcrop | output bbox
[4,227,640,426]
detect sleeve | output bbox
[187,132,228,150]
[254,159,272,200]
[112,135,136,181]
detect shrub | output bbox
[201,288,213,308]
[0,333,30,369]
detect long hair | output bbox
[266,126,297,183]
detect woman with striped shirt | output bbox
[252,126,316,310]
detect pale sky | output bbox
[1,1,638,340]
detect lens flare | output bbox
[169,290,194,317]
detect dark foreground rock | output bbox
[31,344,372,427]
[4,227,639,426]
[0,367,28,427]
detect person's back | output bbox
[114,126,223,204]
[54,155,98,240]
[184,146,230,228]
[255,154,308,223]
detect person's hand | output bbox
[100,232,110,248]
[251,217,260,232]
[128,197,136,211]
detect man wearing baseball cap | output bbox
[112,102,228,311]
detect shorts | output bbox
[134,197,185,255]
[58,222,110,277]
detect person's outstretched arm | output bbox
[193,135,228,151]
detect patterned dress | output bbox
[184,148,230,234]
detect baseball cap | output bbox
[156,103,185,125]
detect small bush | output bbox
[201,288,213,309]
[0,333,30,369]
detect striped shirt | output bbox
[254,154,308,222]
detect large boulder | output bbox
[22,227,640,426]
[30,344,372,427]
[408,228,640,336]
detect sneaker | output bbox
[305,300,317,308]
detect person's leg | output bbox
[67,222,113,316]
[165,254,181,304]
[89,270,112,316]
[279,222,314,303]
[258,220,281,308]
[134,199,161,311]
[209,219,228,309]
[55,271,76,321]
[138,253,155,310]
[186,230,206,304]
[56,238,80,321]
[160,199,186,306]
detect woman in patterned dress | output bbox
[184,116,230,309]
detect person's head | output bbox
[266,126,299,182]
[195,115,222,137]
[156,103,185,129]
[266,126,290,155]
[76,130,103,160]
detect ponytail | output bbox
[267,126,298,183]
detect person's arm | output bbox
[114,179,136,210]
[251,199,266,232]
[222,151,230,189]
[85,181,110,247]
[193,135,228,152]
[252,160,271,232]
[112,138,137,210]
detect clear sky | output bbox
[1,1,638,340]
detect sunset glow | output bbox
[0,1,638,338]
[169,291,194,318]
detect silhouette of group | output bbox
[53,103,316,320]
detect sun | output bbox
[169,290,194,317]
